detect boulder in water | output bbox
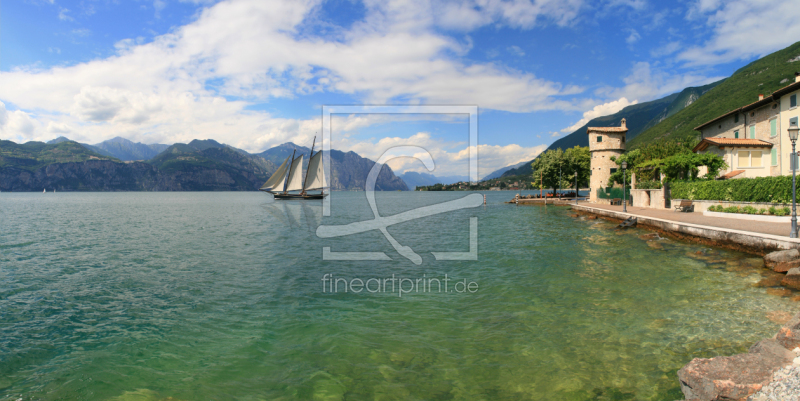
[765,249,800,272]
[780,268,800,290]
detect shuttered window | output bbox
[792,94,798,108]
[752,151,762,167]
[734,130,739,139]
[770,118,777,137]
[738,151,750,167]
[772,148,778,166]
[750,125,756,139]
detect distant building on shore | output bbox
[588,118,628,203]
[694,74,800,179]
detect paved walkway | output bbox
[577,202,795,238]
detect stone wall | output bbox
[631,188,667,209]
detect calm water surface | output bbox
[0,191,796,400]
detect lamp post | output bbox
[621,161,628,213]
[789,121,799,238]
[575,171,578,205]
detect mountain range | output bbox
[497,80,723,178]
[398,172,470,190]
[495,40,800,178]
[1,138,407,191]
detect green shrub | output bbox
[635,180,663,190]
[670,176,792,202]
[742,205,757,214]
[769,206,777,215]
[723,206,740,213]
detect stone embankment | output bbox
[676,249,800,401]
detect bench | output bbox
[611,198,621,205]
[674,200,693,212]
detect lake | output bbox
[0,191,794,400]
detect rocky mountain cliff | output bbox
[1,138,409,191]
[257,143,408,191]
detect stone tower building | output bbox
[588,118,628,203]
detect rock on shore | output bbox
[677,339,794,400]
[764,249,800,273]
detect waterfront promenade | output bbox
[572,202,800,253]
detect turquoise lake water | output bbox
[0,191,797,400]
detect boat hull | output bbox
[261,190,327,200]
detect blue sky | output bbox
[1,0,798,176]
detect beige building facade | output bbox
[695,75,800,178]
[588,119,627,202]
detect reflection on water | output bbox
[0,191,796,401]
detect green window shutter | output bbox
[792,95,797,108]
[750,125,755,139]
[771,119,777,137]
[734,130,739,138]
[772,148,778,166]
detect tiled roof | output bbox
[719,170,745,180]
[693,138,773,152]
[587,127,627,133]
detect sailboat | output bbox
[259,137,328,200]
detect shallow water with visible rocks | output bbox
[0,191,798,400]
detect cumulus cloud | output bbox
[679,0,800,66]
[595,61,724,103]
[561,97,637,133]
[0,0,591,150]
[326,130,545,177]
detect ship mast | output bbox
[301,136,316,196]
[282,149,296,195]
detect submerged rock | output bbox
[677,339,794,401]
[639,233,659,240]
[780,268,800,290]
[754,274,784,288]
[765,249,800,273]
[767,311,794,325]
[776,313,800,350]
[766,288,793,297]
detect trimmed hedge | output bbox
[707,204,791,216]
[670,176,794,203]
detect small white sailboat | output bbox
[43,188,46,193]
[260,137,328,200]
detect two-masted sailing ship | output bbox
[259,138,328,200]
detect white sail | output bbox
[260,155,291,191]
[285,154,304,192]
[303,151,326,191]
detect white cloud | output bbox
[0,0,591,152]
[58,8,73,21]
[650,41,680,58]
[560,97,637,133]
[625,29,640,45]
[595,61,723,102]
[507,45,525,56]
[679,0,800,66]
[432,0,585,31]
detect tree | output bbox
[564,146,590,193]
[532,148,565,194]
